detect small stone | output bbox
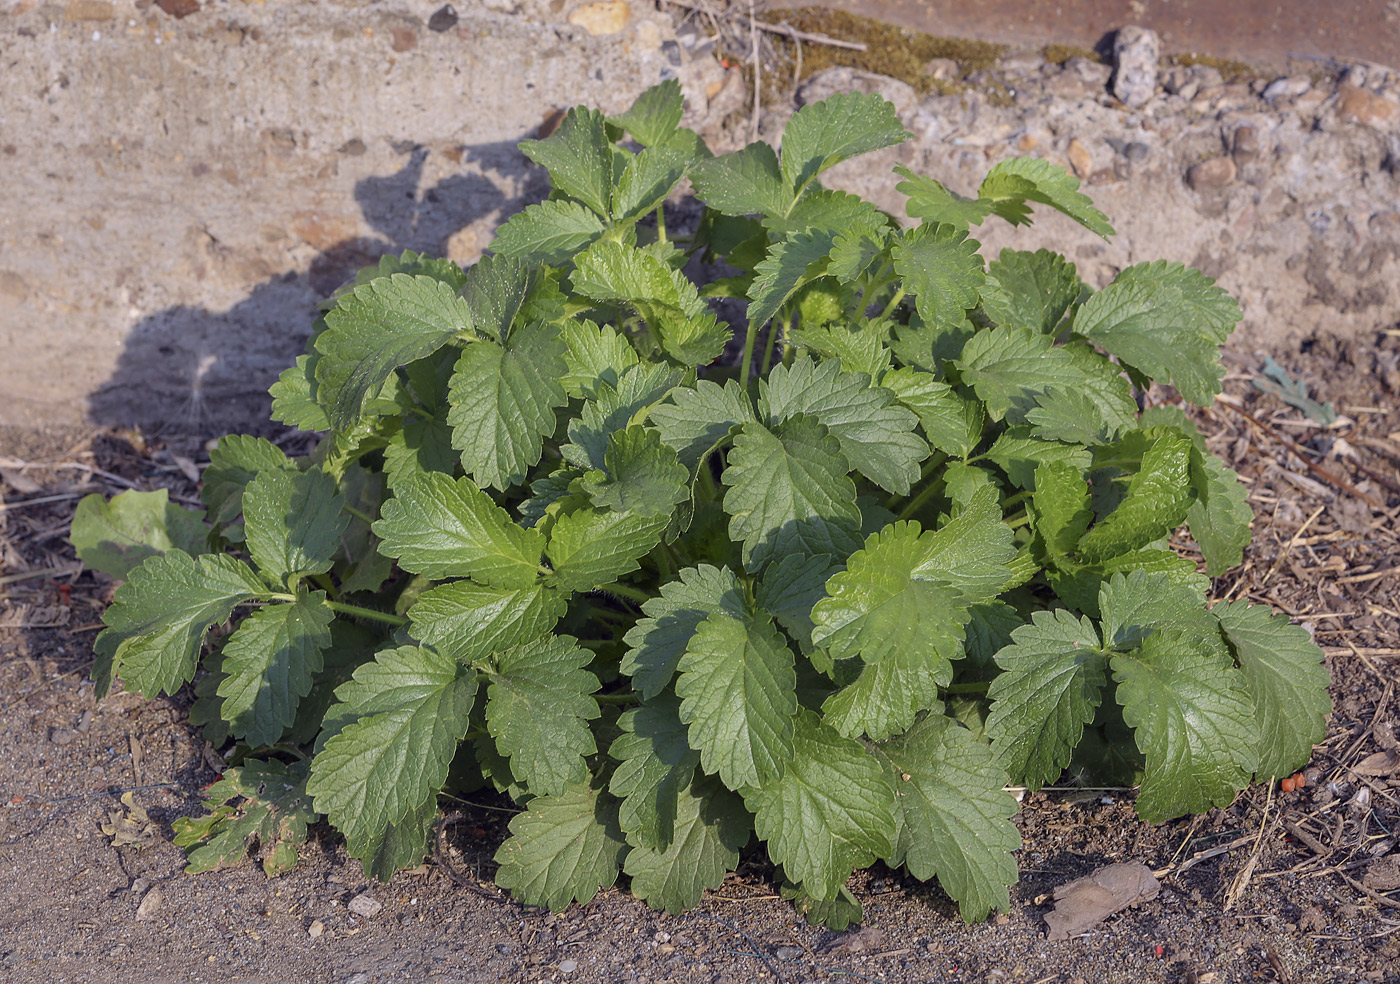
[1123,140,1150,162]
[1231,124,1260,164]
[1111,25,1161,108]
[427,5,458,32]
[1262,75,1311,103]
[773,946,803,959]
[1337,84,1399,128]
[1297,906,1326,933]
[567,0,631,36]
[135,888,163,922]
[0,272,27,304]
[559,959,579,973]
[631,19,662,53]
[338,138,367,156]
[391,28,417,52]
[1066,56,1111,87]
[308,919,325,938]
[1066,138,1092,179]
[1162,66,1198,99]
[155,0,199,18]
[1186,156,1236,190]
[925,57,959,82]
[994,913,1010,926]
[129,878,151,895]
[64,1,113,19]
[998,50,1044,76]
[348,893,382,917]
[1017,133,1038,152]
[343,975,370,984]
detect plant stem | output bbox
[272,593,409,626]
[896,474,945,522]
[942,681,990,695]
[342,503,376,526]
[878,287,906,320]
[740,320,759,388]
[597,582,650,605]
[656,204,667,244]
[595,692,640,706]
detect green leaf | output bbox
[892,223,985,328]
[270,354,331,431]
[519,106,614,217]
[981,248,1083,332]
[71,489,209,580]
[760,357,927,495]
[676,606,797,791]
[746,709,895,901]
[563,362,683,471]
[486,635,601,797]
[956,325,1082,424]
[1026,386,1115,446]
[314,274,474,431]
[172,759,317,877]
[879,368,985,458]
[1075,261,1239,405]
[493,780,628,911]
[447,320,568,490]
[722,416,862,571]
[747,230,835,327]
[609,693,701,849]
[201,435,297,527]
[789,320,892,378]
[383,410,456,492]
[984,427,1093,490]
[755,552,841,654]
[781,882,864,930]
[978,156,1113,237]
[607,78,685,148]
[1031,460,1093,560]
[1078,430,1195,564]
[612,143,693,224]
[820,640,949,741]
[1096,570,1214,649]
[689,141,792,218]
[579,425,689,516]
[408,580,565,662]
[985,610,1107,789]
[1112,629,1259,822]
[359,791,439,882]
[1187,445,1252,575]
[874,714,1020,922]
[649,379,756,471]
[243,467,348,587]
[459,254,541,344]
[763,188,883,240]
[490,199,607,265]
[373,473,544,587]
[895,165,995,230]
[544,505,670,593]
[102,551,267,697]
[624,776,749,914]
[622,565,746,700]
[560,319,639,400]
[1214,601,1329,781]
[217,592,333,747]
[307,645,477,859]
[778,91,908,193]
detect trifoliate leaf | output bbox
[781,882,864,930]
[760,357,927,494]
[755,552,841,654]
[491,199,607,265]
[71,489,209,580]
[821,639,950,741]
[879,368,986,458]
[747,230,835,328]
[243,467,348,587]
[102,551,266,698]
[1077,430,1195,564]
[676,606,797,791]
[649,379,756,471]
[1214,601,1329,781]
[314,274,474,431]
[493,780,628,912]
[746,709,895,901]
[985,610,1107,789]
[1031,460,1093,560]
[978,156,1113,237]
[607,77,685,148]
[172,758,317,877]
[779,91,908,193]
[544,505,670,593]
[560,319,639,400]
[689,141,792,218]
[874,714,1020,921]
[981,248,1083,333]
[459,254,541,345]
[1187,445,1252,575]
[373,472,544,587]
[722,416,863,571]
[486,635,601,797]
[892,223,985,328]
[610,693,700,850]
[217,592,333,747]
[307,646,477,857]
[625,776,750,914]
[612,143,693,224]
[956,325,1082,423]
[447,320,568,490]
[895,165,995,229]
[984,427,1093,489]
[579,425,689,516]
[201,435,297,527]
[407,580,565,662]
[562,362,683,471]
[519,106,614,217]
[1112,629,1259,822]
[621,565,746,700]
[1075,261,1240,405]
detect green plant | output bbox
[71,81,1329,927]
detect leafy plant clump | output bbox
[72,81,1330,926]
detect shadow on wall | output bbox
[87,138,549,439]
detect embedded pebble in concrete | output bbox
[1186,156,1237,190]
[1111,25,1160,107]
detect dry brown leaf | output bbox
[1353,749,1400,777]
[100,791,161,849]
[1043,862,1160,941]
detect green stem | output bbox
[740,320,760,388]
[273,593,409,626]
[878,287,906,321]
[342,503,376,526]
[942,681,990,695]
[597,582,651,605]
[896,475,946,523]
[759,312,782,379]
[595,692,640,706]
[656,204,667,244]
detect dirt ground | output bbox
[3,4,1400,984]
